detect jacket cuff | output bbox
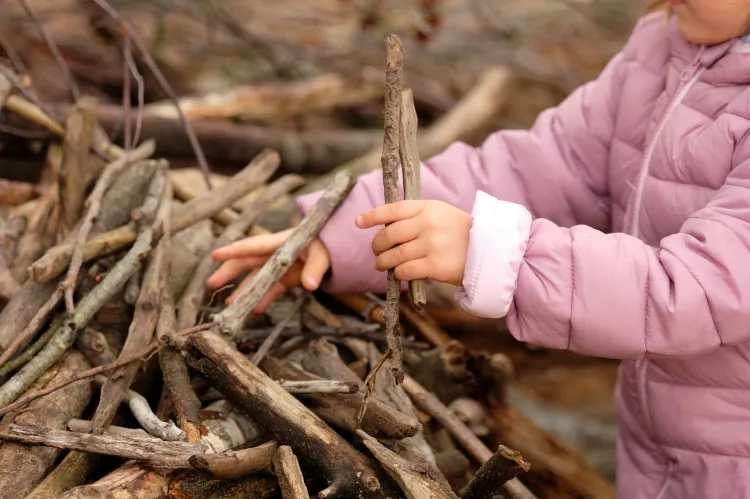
[455,191,532,319]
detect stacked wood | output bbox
[0,23,617,499]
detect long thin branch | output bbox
[380,34,405,385]
[214,171,356,337]
[89,0,212,187]
[63,142,156,313]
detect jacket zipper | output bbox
[628,54,705,238]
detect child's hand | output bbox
[206,229,330,313]
[356,200,471,287]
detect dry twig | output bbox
[214,171,355,338]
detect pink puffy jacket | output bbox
[298,12,750,498]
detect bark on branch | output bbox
[214,171,355,338]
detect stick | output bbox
[0,423,204,468]
[358,348,392,424]
[27,149,280,283]
[401,376,537,499]
[0,322,214,418]
[214,171,356,338]
[0,179,40,207]
[90,177,171,434]
[273,445,309,499]
[250,295,306,365]
[0,171,167,408]
[399,89,427,311]
[461,446,531,499]
[63,141,156,312]
[177,173,304,331]
[380,34,405,385]
[278,380,360,394]
[185,331,400,498]
[190,441,278,480]
[75,327,115,367]
[25,452,101,499]
[55,461,168,499]
[92,375,185,441]
[88,0,212,188]
[158,282,202,443]
[357,430,457,499]
[0,315,65,378]
[58,97,99,242]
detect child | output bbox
[208,2,750,497]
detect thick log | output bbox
[0,351,92,499]
[185,331,400,498]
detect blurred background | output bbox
[0,0,650,486]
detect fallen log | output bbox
[185,330,401,498]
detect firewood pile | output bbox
[0,1,626,498]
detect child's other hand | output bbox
[356,200,470,287]
[206,229,330,313]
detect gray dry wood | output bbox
[27,149,280,283]
[0,171,167,408]
[214,171,356,338]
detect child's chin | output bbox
[677,17,736,46]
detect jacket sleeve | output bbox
[498,157,750,359]
[297,49,628,294]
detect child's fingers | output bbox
[355,201,424,229]
[253,283,288,315]
[393,258,430,281]
[212,229,292,261]
[371,219,420,255]
[226,268,260,304]
[375,240,427,272]
[300,240,330,291]
[207,257,266,289]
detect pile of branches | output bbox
[0,3,617,498]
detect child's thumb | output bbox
[301,240,330,291]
